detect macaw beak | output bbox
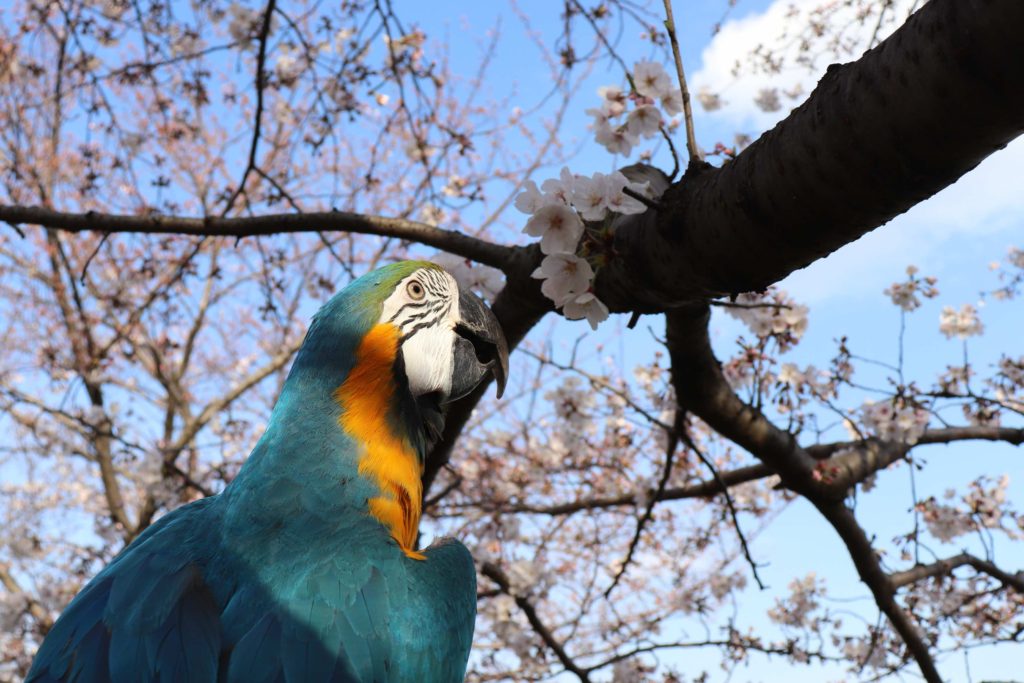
[449,289,509,402]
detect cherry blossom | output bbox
[603,172,649,215]
[661,88,684,116]
[754,87,782,112]
[593,119,637,156]
[523,204,583,255]
[883,265,939,311]
[625,105,663,139]
[939,303,984,339]
[540,167,575,205]
[696,87,722,112]
[725,288,809,352]
[531,254,594,305]
[562,292,610,330]
[859,399,929,444]
[633,60,673,99]
[513,180,550,215]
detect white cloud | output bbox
[693,0,918,130]
[781,136,1024,304]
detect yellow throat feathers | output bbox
[334,323,425,560]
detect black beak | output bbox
[449,289,509,402]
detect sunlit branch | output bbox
[809,426,1024,493]
[0,205,514,271]
[889,553,1024,593]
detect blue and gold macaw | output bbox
[28,261,509,683]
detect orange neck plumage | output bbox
[334,323,425,560]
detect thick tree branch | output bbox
[817,501,942,683]
[595,0,1024,310]
[665,304,943,682]
[889,553,1024,593]
[809,426,1024,493]
[665,304,824,499]
[0,206,514,271]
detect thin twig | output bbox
[604,417,680,598]
[222,0,277,216]
[78,233,109,284]
[480,562,591,682]
[3,221,26,238]
[621,186,663,211]
[661,0,702,162]
[681,425,767,589]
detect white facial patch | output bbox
[378,268,461,397]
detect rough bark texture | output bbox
[596,0,1024,310]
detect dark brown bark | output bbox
[596,0,1024,310]
[664,304,943,682]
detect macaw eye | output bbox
[407,280,426,300]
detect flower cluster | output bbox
[586,61,683,157]
[918,501,971,542]
[883,265,938,312]
[724,288,809,352]
[858,398,929,444]
[516,168,650,329]
[939,303,984,339]
[992,246,1024,301]
[768,573,826,629]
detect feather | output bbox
[227,613,282,683]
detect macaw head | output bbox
[292,260,508,410]
[359,260,509,403]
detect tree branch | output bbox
[0,563,52,632]
[665,303,824,499]
[439,462,772,516]
[480,562,591,682]
[0,205,514,271]
[808,426,1024,493]
[595,0,1024,311]
[661,0,701,163]
[890,553,1024,593]
[817,501,942,683]
[664,303,943,682]
[221,0,276,215]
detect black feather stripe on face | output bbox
[389,270,454,344]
